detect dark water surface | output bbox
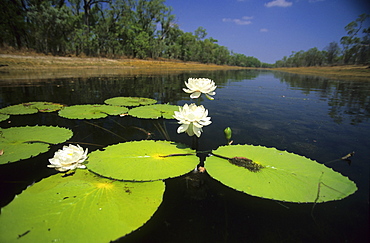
[1,70,369,242]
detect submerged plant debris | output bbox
[211,153,264,172]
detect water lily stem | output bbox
[192,136,199,150]
[84,120,126,141]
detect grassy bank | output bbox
[0,53,244,80]
[272,65,370,81]
[1,52,369,81]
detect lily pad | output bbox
[0,102,64,115]
[87,140,198,181]
[0,126,73,164]
[0,114,10,122]
[58,104,129,119]
[0,104,38,115]
[0,170,164,243]
[206,145,357,203]
[26,101,65,112]
[128,104,179,119]
[105,97,157,107]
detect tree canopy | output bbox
[0,0,269,67]
[275,14,370,67]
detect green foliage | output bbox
[128,104,178,119]
[87,140,198,181]
[0,170,165,242]
[0,126,73,164]
[275,13,369,67]
[0,104,38,115]
[206,145,357,203]
[0,0,262,66]
[0,114,10,122]
[58,104,129,119]
[0,102,64,115]
[105,97,157,107]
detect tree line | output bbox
[275,14,370,67]
[0,0,269,67]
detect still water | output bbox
[0,70,369,242]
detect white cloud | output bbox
[260,28,269,32]
[222,16,253,25]
[264,0,293,7]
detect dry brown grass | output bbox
[0,52,246,80]
[1,50,369,81]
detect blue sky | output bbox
[164,0,370,64]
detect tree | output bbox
[27,1,75,55]
[340,13,370,64]
[0,0,28,49]
[194,27,207,41]
[324,42,341,64]
[0,0,262,67]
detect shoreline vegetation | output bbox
[0,53,244,80]
[0,53,369,81]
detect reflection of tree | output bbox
[0,70,259,109]
[274,72,370,124]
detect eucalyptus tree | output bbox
[161,23,182,59]
[304,47,325,66]
[26,1,75,55]
[194,26,207,41]
[213,45,230,65]
[0,0,29,49]
[340,13,370,64]
[324,42,341,65]
[199,38,218,64]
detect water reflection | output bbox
[0,70,369,242]
[274,72,370,125]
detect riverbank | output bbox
[272,65,370,81]
[1,52,369,81]
[0,53,244,80]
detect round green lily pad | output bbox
[128,104,178,119]
[0,170,165,243]
[0,114,10,122]
[26,101,65,112]
[0,102,64,115]
[87,140,198,181]
[0,126,73,164]
[58,104,129,119]
[206,145,357,203]
[105,97,157,107]
[0,104,38,115]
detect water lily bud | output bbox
[224,127,232,142]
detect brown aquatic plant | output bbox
[211,153,264,172]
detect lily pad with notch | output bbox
[26,101,65,112]
[0,102,64,115]
[105,97,157,107]
[58,104,129,119]
[128,104,179,119]
[0,170,165,242]
[0,126,73,164]
[87,140,198,181]
[206,144,357,203]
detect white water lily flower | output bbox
[48,144,88,172]
[183,78,217,100]
[173,103,212,137]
